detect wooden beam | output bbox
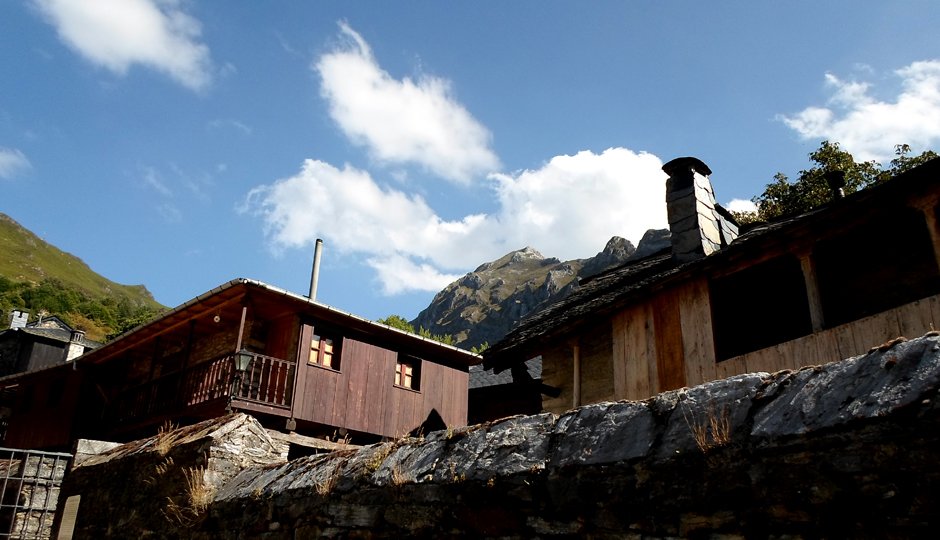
[265,429,360,453]
[917,204,940,275]
[81,292,247,365]
[799,252,825,332]
[235,306,248,352]
[571,340,581,409]
[182,320,196,371]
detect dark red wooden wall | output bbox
[291,326,468,438]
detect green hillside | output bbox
[0,212,166,340]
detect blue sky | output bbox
[3,1,940,322]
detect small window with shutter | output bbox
[394,355,421,391]
[309,332,341,371]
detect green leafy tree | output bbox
[889,144,939,174]
[0,277,164,341]
[418,326,455,346]
[737,142,937,224]
[375,315,457,346]
[376,314,415,333]
[106,305,163,340]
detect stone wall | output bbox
[58,413,286,537]
[0,450,70,539]
[60,334,940,538]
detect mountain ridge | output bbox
[0,212,165,339]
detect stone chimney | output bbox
[9,310,28,329]
[65,330,86,362]
[663,157,738,263]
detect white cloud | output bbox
[780,60,940,162]
[726,198,758,214]
[141,163,215,222]
[488,148,667,261]
[246,148,668,295]
[32,0,212,91]
[315,22,499,184]
[156,203,182,223]
[142,166,172,196]
[0,147,31,179]
[207,119,252,135]
[244,159,487,265]
[366,255,462,295]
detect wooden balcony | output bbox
[110,352,296,427]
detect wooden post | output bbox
[235,306,248,352]
[571,340,581,409]
[287,324,313,427]
[148,337,161,381]
[182,320,196,370]
[799,252,825,332]
[917,204,940,274]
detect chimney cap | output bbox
[662,157,712,178]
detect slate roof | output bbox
[469,356,542,389]
[0,326,102,349]
[483,156,940,371]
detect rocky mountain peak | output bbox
[579,236,636,279]
[411,229,671,349]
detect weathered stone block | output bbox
[551,400,654,466]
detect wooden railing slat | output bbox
[111,352,295,425]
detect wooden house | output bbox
[483,156,940,415]
[0,279,478,450]
[0,312,98,377]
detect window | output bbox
[710,255,813,361]
[814,207,940,327]
[395,356,421,391]
[309,332,340,370]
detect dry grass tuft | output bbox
[154,421,179,456]
[144,457,174,486]
[154,456,174,476]
[683,401,732,453]
[163,466,215,527]
[315,459,343,496]
[366,443,393,473]
[390,462,410,486]
[184,467,215,512]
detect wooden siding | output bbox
[610,283,940,403]
[293,333,468,438]
[539,348,573,415]
[540,321,614,415]
[653,289,686,391]
[580,324,615,405]
[2,369,82,450]
[678,278,718,387]
[612,279,940,403]
[612,303,657,402]
[724,293,940,375]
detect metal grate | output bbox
[0,448,71,539]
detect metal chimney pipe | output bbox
[824,170,846,200]
[309,238,323,300]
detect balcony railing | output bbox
[111,352,295,425]
[232,353,294,407]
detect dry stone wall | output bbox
[61,334,940,538]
